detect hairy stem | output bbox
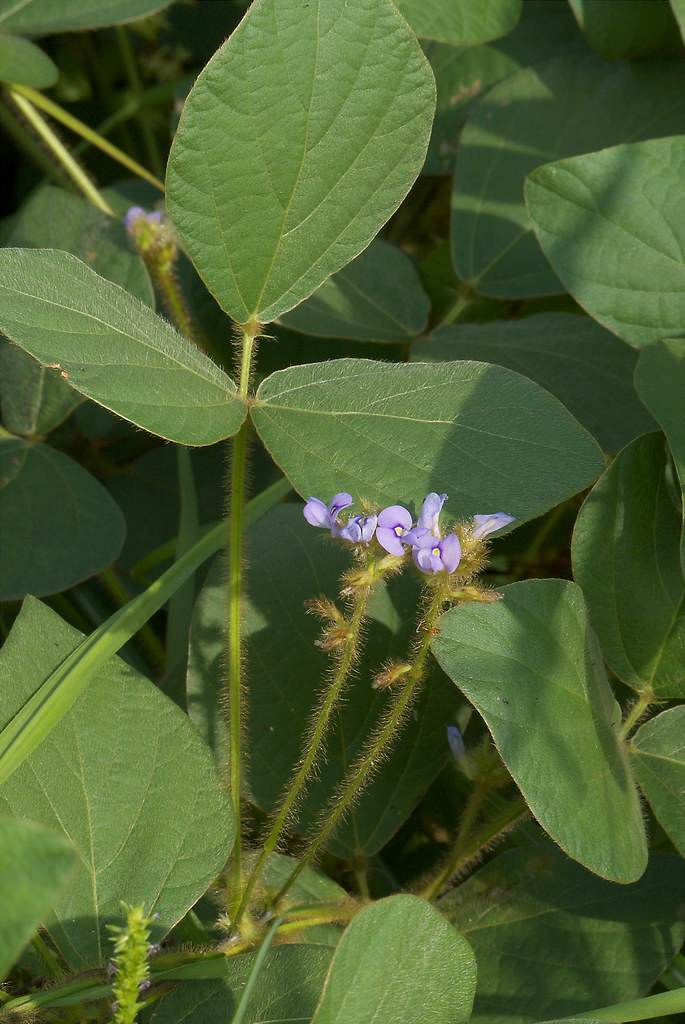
[234,580,372,925]
[227,322,260,912]
[273,586,444,904]
[620,689,654,739]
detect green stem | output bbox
[115,25,164,178]
[0,97,72,187]
[30,933,62,978]
[6,82,165,192]
[620,689,654,739]
[152,262,199,346]
[6,88,114,215]
[421,779,488,902]
[420,795,529,902]
[235,580,372,925]
[227,322,260,913]
[557,987,685,1022]
[274,588,444,905]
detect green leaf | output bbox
[0,478,289,791]
[412,314,656,454]
[672,0,685,41]
[423,1,588,175]
[1,186,154,438]
[0,598,236,967]
[525,136,685,347]
[431,579,647,883]
[9,185,154,306]
[635,339,685,573]
[0,33,58,86]
[251,358,604,526]
[0,818,77,981]
[568,0,683,59]
[630,708,685,857]
[0,248,247,446]
[0,0,173,34]
[0,438,125,601]
[572,433,685,699]
[166,0,436,324]
[188,506,462,857]
[150,946,334,1024]
[440,847,685,1024]
[396,0,521,45]
[310,895,476,1024]
[0,338,84,437]
[452,55,684,297]
[278,239,430,342]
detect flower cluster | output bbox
[303,491,513,576]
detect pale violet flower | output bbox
[338,513,378,546]
[447,725,466,762]
[376,505,414,556]
[412,532,462,575]
[303,493,354,537]
[416,492,447,537]
[472,513,515,540]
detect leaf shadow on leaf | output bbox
[416,361,603,525]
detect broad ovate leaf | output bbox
[431,579,647,883]
[166,0,436,324]
[0,0,173,34]
[0,599,236,966]
[0,34,57,86]
[526,137,685,347]
[630,708,685,857]
[251,358,604,526]
[453,55,683,298]
[413,314,656,454]
[635,338,685,573]
[0,248,247,445]
[278,239,430,343]
[441,847,684,1024]
[0,438,125,601]
[396,0,521,44]
[0,818,77,981]
[572,433,685,698]
[310,896,476,1024]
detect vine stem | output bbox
[6,82,165,191]
[234,580,372,926]
[273,586,445,905]
[227,323,259,912]
[6,89,115,215]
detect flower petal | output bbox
[472,513,515,540]
[440,533,462,573]
[303,497,329,527]
[417,492,447,536]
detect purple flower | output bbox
[338,513,378,546]
[124,205,162,229]
[417,492,447,536]
[472,513,515,540]
[447,725,465,761]
[303,493,354,537]
[376,505,413,556]
[412,531,462,575]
